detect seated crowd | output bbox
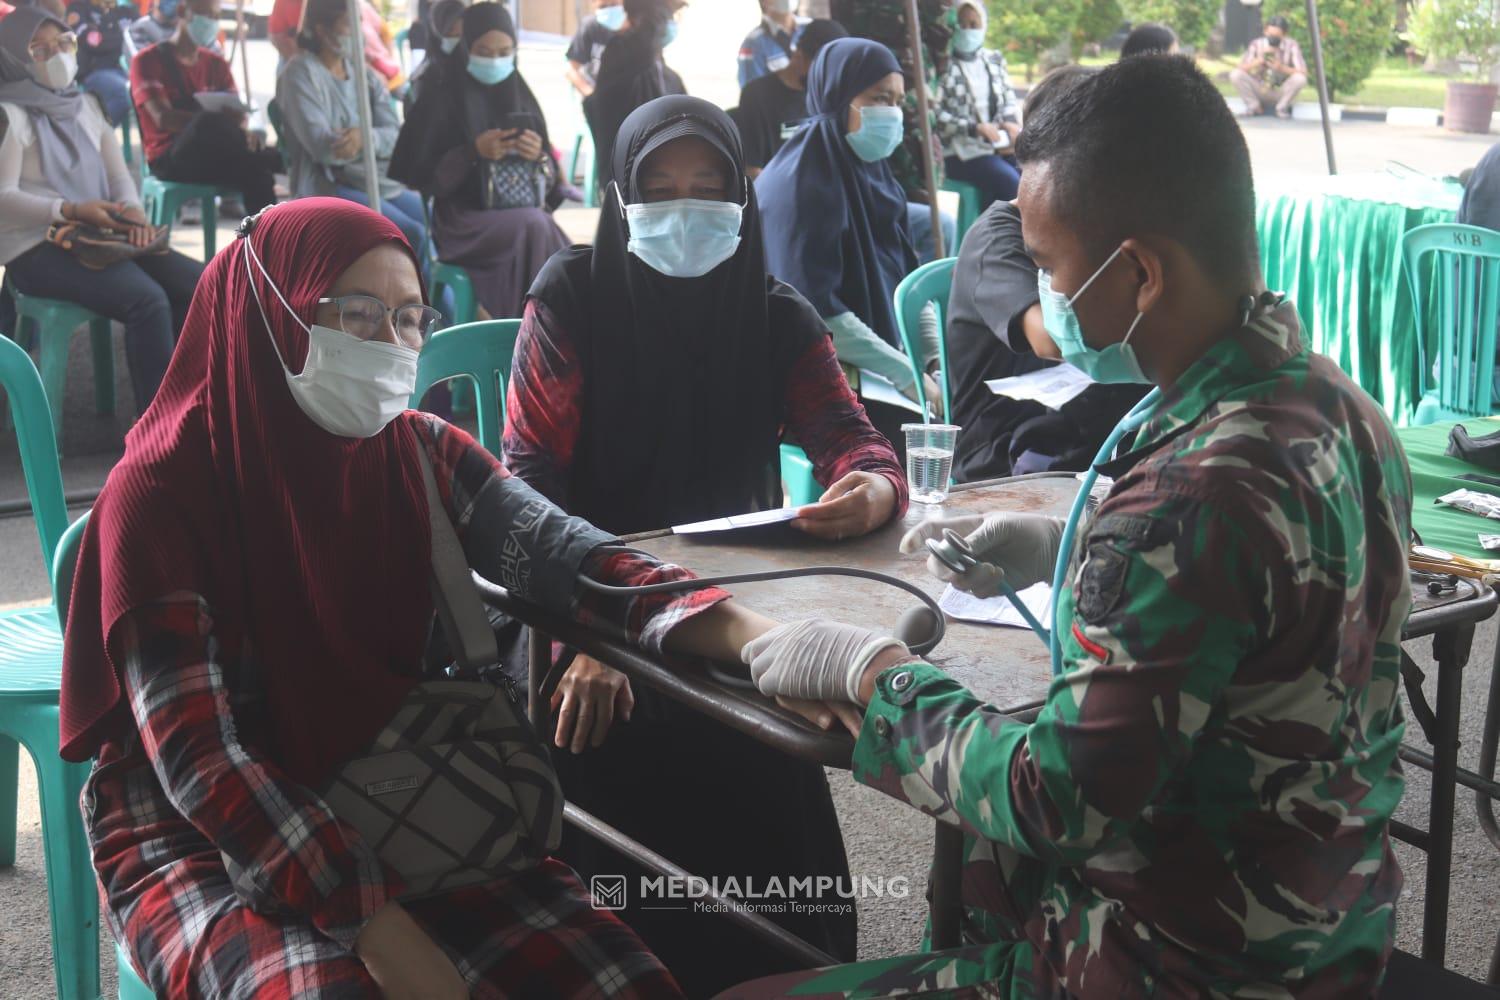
[0,0,1496,996]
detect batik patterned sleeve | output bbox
[113,599,399,950]
[851,492,1260,863]
[783,334,910,514]
[415,414,730,656]
[502,298,584,509]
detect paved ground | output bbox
[3,12,1500,998]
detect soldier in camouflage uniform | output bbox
[725,56,1412,999]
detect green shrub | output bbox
[986,0,1085,78]
[1408,0,1500,83]
[1261,0,1396,99]
[1072,0,1125,57]
[1122,0,1218,50]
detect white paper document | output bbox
[939,582,1053,629]
[195,91,252,114]
[858,369,927,416]
[986,365,1093,409]
[673,507,801,535]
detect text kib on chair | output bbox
[1404,223,1500,425]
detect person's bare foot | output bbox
[1276,107,1293,119]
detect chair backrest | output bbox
[52,512,89,631]
[410,319,523,455]
[1403,223,1500,417]
[0,334,69,570]
[893,256,957,422]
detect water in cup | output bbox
[903,423,961,504]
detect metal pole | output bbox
[234,0,251,105]
[903,0,944,259]
[345,0,383,209]
[1302,0,1337,175]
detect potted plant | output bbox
[1410,0,1500,133]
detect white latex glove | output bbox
[899,512,1065,597]
[741,619,905,703]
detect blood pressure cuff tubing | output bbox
[460,472,619,614]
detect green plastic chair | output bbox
[410,319,522,455]
[893,257,957,423]
[1403,223,1500,425]
[941,178,981,248]
[0,337,99,1000]
[49,512,155,1000]
[566,130,599,208]
[140,156,231,261]
[393,26,411,74]
[6,278,116,448]
[779,443,821,507]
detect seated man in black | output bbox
[947,64,1147,482]
[734,17,845,178]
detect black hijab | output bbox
[528,96,824,535]
[582,12,685,186]
[389,2,548,195]
[755,37,916,346]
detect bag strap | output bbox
[418,448,500,672]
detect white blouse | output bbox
[0,98,141,266]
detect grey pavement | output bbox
[3,18,1500,999]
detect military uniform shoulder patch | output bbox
[1075,541,1129,624]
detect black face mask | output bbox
[1266,35,1282,47]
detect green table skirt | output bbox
[1398,415,1500,560]
[1256,173,1463,425]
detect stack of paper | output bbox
[985,365,1093,409]
[939,582,1052,629]
[673,507,800,535]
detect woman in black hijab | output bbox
[503,95,907,996]
[583,0,684,185]
[403,0,466,111]
[389,2,567,319]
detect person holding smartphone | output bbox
[933,0,1022,210]
[1229,14,1307,119]
[390,2,567,319]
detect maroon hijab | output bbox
[61,198,435,788]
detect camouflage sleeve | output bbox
[853,493,1265,864]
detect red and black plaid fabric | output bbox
[503,298,910,514]
[84,418,700,998]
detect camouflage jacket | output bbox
[854,303,1413,997]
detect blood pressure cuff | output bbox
[460,472,618,614]
[1446,423,1500,471]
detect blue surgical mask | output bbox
[953,27,985,54]
[188,13,220,47]
[1036,248,1150,384]
[467,54,515,85]
[332,33,352,57]
[662,20,678,46]
[623,193,744,278]
[439,35,460,53]
[845,104,903,163]
[595,4,625,30]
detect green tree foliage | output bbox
[1408,0,1500,82]
[1122,0,1219,50]
[1072,0,1125,57]
[986,0,1085,78]
[1262,0,1397,98]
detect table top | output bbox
[1399,416,1500,562]
[1257,170,1464,213]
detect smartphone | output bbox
[501,112,539,134]
[993,129,1011,150]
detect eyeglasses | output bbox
[317,295,441,349]
[28,32,78,62]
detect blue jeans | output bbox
[906,202,958,263]
[82,67,131,126]
[6,241,203,412]
[944,153,1021,210]
[333,185,428,256]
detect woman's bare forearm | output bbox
[663,601,777,663]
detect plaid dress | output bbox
[84,415,722,998]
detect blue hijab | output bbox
[755,36,916,346]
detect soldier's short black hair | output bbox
[1120,22,1177,58]
[795,19,849,63]
[1267,15,1290,31]
[1015,55,1258,285]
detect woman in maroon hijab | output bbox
[58,198,808,998]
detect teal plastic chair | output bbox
[941,178,982,248]
[778,443,820,507]
[566,131,599,208]
[140,156,231,261]
[393,26,411,74]
[49,512,155,1000]
[893,257,957,422]
[1403,223,1500,425]
[6,278,116,447]
[410,319,522,455]
[0,337,99,1000]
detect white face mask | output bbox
[243,238,418,439]
[31,50,77,90]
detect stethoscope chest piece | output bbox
[925,528,979,576]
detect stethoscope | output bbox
[925,387,1163,677]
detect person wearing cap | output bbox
[733,16,845,176]
[1229,13,1306,119]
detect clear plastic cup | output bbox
[903,423,960,504]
